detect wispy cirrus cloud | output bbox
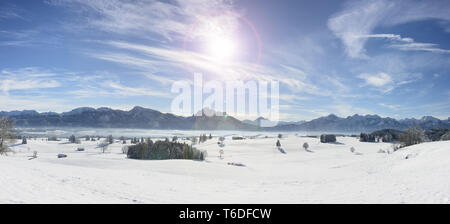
[0,3,26,20]
[87,40,331,97]
[0,68,63,95]
[390,42,450,54]
[48,0,238,42]
[328,0,450,58]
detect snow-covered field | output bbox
[1,134,449,204]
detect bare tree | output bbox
[99,140,109,153]
[0,117,16,155]
[399,127,426,147]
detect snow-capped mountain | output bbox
[1,107,449,131]
[269,114,450,132]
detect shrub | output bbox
[302,142,309,150]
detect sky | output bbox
[0,0,449,121]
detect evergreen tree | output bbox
[276,140,281,148]
[69,135,76,143]
[106,135,114,144]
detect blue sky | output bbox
[0,0,449,121]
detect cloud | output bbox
[379,103,399,110]
[87,40,330,96]
[357,72,392,87]
[278,94,310,102]
[357,71,422,94]
[0,79,60,94]
[328,0,393,58]
[328,103,375,117]
[106,81,172,98]
[0,68,63,94]
[389,42,450,54]
[49,0,238,41]
[0,3,26,20]
[328,0,450,58]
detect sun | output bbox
[207,36,236,62]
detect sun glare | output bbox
[207,36,236,62]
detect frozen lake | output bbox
[16,127,357,138]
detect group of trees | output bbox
[424,129,450,141]
[127,140,206,160]
[360,128,450,146]
[320,134,336,143]
[358,127,450,148]
[360,129,401,143]
[442,132,450,141]
[359,133,377,142]
[399,127,426,147]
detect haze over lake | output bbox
[16,127,357,138]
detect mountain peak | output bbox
[61,107,96,116]
[421,116,439,122]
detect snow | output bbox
[1,134,449,204]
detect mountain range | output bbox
[1,106,449,132]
